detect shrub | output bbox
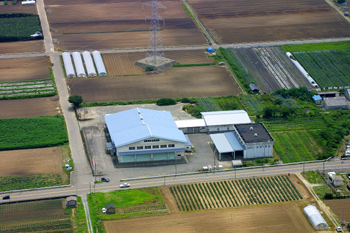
[156,98,176,106]
[324,193,334,199]
[180,97,191,103]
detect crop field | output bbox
[0,199,73,233]
[0,97,60,119]
[169,175,302,211]
[0,14,42,42]
[197,97,221,112]
[239,95,265,115]
[67,66,240,103]
[215,96,243,111]
[188,0,350,44]
[0,57,51,82]
[0,115,68,151]
[0,4,37,14]
[0,40,43,54]
[226,47,310,93]
[293,50,350,89]
[325,199,350,222]
[45,0,206,50]
[0,79,56,99]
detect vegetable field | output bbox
[0,115,68,151]
[239,95,265,114]
[197,97,221,112]
[170,175,302,211]
[0,13,42,42]
[0,79,56,99]
[293,50,350,89]
[0,199,73,233]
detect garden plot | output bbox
[170,175,302,211]
[0,79,56,99]
[293,50,350,89]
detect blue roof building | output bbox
[312,95,322,105]
[206,47,216,53]
[105,108,191,163]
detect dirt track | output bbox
[103,202,316,233]
[67,66,240,102]
[0,97,60,119]
[0,57,51,82]
[0,147,65,177]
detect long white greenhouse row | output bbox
[62,51,107,78]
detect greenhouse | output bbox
[92,50,107,77]
[82,51,97,77]
[62,52,75,78]
[303,205,329,231]
[72,52,86,78]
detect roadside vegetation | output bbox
[302,171,333,199]
[280,41,350,53]
[0,115,68,150]
[0,13,42,42]
[0,174,64,191]
[88,188,167,232]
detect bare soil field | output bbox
[188,0,350,43]
[0,4,37,14]
[0,147,65,177]
[325,199,350,222]
[45,0,206,50]
[103,202,315,233]
[103,50,213,76]
[0,57,51,82]
[0,97,60,118]
[0,40,43,54]
[67,66,240,102]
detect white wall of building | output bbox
[244,142,274,159]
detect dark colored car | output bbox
[2,195,10,200]
[101,177,110,182]
[347,174,350,179]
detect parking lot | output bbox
[79,103,221,179]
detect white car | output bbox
[336,226,342,232]
[120,183,130,188]
[102,208,106,214]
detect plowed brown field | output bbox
[325,199,350,222]
[103,202,315,233]
[0,57,51,82]
[103,50,214,76]
[0,97,60,119]
[67,66,240,102]
[0,4,37,14]
[0,147,65,177]
[188,0,350,43]
[45,0,206,50]
[0,41,43,54]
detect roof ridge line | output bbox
[146,124,152,137]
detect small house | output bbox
[249,83,259,93]
[312,95,322,105]
[332,175,344,187]
[322,97,349,110]
[106,203,116,214]
[66,196,77,208]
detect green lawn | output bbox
[280,41,350,52]
[302,171,325,184]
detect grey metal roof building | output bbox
[92,50,107,77]
[62,52,76,78]
[72,52,86,78]
[303,205,329,231]
[82,51,97,77]
[322,96,349,110]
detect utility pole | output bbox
[21,168,24,190]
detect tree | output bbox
[68,95,83,108]
[156,98,176,106]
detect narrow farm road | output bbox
[82,194,94,233]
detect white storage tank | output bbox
[92,50,107,77]
[72,52,86,78]
[62,52,76,78]
[82,51,97,77]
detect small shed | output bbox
[249,83,259,93]
[322,96,349,110]
[206,47,216,54]
[303,205,329,231]
[332,175,344,187]
[106,203,116,214]
[92,51,107,77]
[312,95,322,105]
[232,160,243,167]
[66,196,77,208]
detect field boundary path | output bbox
[296,173,340,229]
[81,195,93,233]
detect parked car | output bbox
[2,195,10,200]
[336,226,342,232]
[347,174,350,179]
[101,177,110,182]
[120,183,130,188]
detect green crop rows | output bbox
[0,14,42,42]
[271,131,320,163]
[0,79,56,99]
[170,175,302,212]
[239,95,265,114]
[293,50,350,89]
[197,97,221,112]
[0,115,68,151]
[0,199,73,232]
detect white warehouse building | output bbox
[82,51,97,77]
[62,52,76,78]
[72,52,86,78]
[92,50,107,77]
[105,108,191,163]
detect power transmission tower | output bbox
[143,0,167,65]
